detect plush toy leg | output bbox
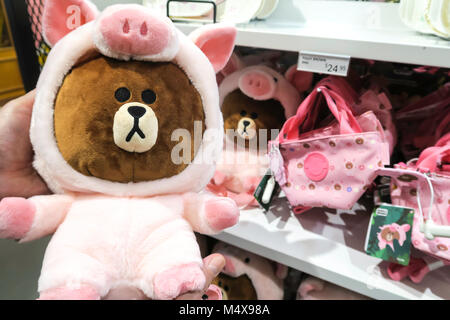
[38,285,101,300]
[153,263,206,300]
[0,197,35,239]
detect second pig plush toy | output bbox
[208,56,313,208]
[0,0,239,300]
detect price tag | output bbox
[298,51,351,77]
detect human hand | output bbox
[0,91,50,200]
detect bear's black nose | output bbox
[128,106,146,118]
[243,120,251,127]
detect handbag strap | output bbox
[278,86,362,143]
[317,77,359,106]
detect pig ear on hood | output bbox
[189,24,237,73]
[285,65,314,93]
[43,0,99,47]
[220,53,245,76]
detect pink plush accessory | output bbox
[297,276,370,300]
[317,77,397,156]
[396,83,450,159]
[213,242,287,300]
[386,139,450,263]
[269,86,390,211]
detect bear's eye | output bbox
[142,89,157,104]
[224,285,230,292]
[273,77,278,83]
[115,87,131,103]
[240,110,247,117]
[244,257,250,264]
[251,112,258,119]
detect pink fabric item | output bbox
[318,76,397,155]
[396,83,450,159]
[213,242,285,300]
[208,145,268,209]
[0,198,36,239]
[270,87,390,210]
[43,0,99,46]
[38,285,100,300]
[98,8,170,57]
[285,65,314,93]
[387,144,450,263]
[388,257,450,283]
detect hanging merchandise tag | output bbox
[254,169,280,211]
[364,204,415,266]
[298,51,350,77]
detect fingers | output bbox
[176,253,225,300]
[2,90,36,112]
[202,253,226,291]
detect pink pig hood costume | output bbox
[0,0,240,300]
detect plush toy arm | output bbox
[0,195,74,242]
[183,193,239,235]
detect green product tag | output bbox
[364,204,415,266]
[254,169,280,211]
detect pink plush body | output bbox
[209,144,269,208]
[0,193,238,299]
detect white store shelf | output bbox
[175,1,450,68]
[211,197,450,300]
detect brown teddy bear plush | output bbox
[221,89,286,149]
[208,56,313,208]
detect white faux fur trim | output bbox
[31,18,222,197]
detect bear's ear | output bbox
[43,0,99,47]
[190,24,237,73]
[285,65,314,93]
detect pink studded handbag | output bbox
[269,86,390,212]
